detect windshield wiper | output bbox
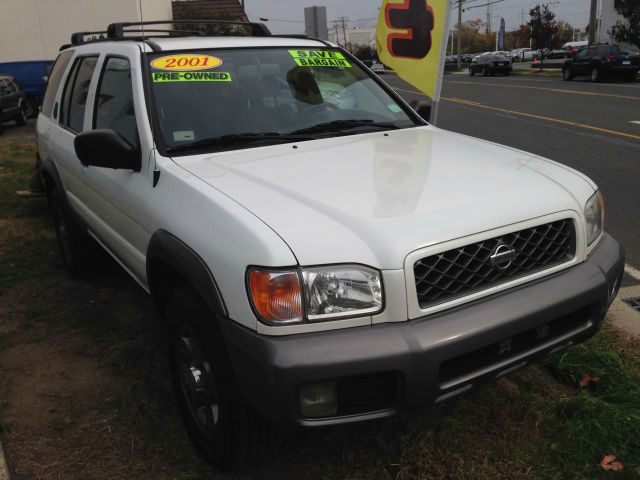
[166,132,314,153]
[290,119,401,136]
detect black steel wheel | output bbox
[15,100,28,126]
[23,97,39,119]
[174,322,221,436]
[165,287,274,470]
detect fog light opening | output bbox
[299,382,337,419]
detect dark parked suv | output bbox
[0,75,29,133]
[562,44,640,82]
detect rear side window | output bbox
[41,51,73,117]
[61,56,98,132]
[4,80,16,93]
[94,57,138,146]
[614,44,640,55]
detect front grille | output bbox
[414,219,576,309]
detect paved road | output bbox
[386,72,640,285]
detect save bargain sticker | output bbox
[289,50,351,68]
[150,54,223,71]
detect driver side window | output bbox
[94,57,138,146]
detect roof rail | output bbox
[71,31,108,45]
[107,20,271,39]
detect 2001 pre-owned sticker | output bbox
[152,71,232,83]
[289,50,352,68]
[150,54,222,71]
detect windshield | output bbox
[147,48,419,153]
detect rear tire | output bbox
[468,67,475,76]
[165,287,274,470]
[562,67,574,81]
[624,73,637,82]
[15,101,28,126]
[48,184,101,277]
[590,66,602,82]
[23,97,39,119]
[482,67,489,77]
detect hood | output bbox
[171,126,595,269]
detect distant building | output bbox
[0,0,173,63]
[172,0,248,21]
[597,0,625,43]
[0,0,172,104]
[329,27,375,47]
[304,6,328,40]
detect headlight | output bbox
[584,191,604,245]
[248,265,383,325]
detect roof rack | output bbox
[71,29,209,45]
[107,20,271,39]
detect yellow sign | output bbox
[376,0,450,101]
[150,54,222,71]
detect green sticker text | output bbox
[289,50,351,68]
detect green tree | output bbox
[555,20,575,46]
[528,4,558,48]
[613,0,640,47]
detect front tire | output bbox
[482,67,489,77]
[165,287,273,470]
[590,66,602,82]
[468,67,475,76]
[562,67,574,81]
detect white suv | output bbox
[37,20,624,469]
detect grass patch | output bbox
[544,326,640,478]
[0,144,43,219]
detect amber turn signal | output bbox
[248,269,303,324]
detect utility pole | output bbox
[486,3,490,33]
[336,16,349,49]
[456,0,462,70]
[588,0,597,44]
[332,20,340,45]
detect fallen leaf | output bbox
[601,454,624,471]
[580,374,601,388]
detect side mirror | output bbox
[409,99,432,123]
[74,129,141,171]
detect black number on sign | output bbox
[385,0,435,59]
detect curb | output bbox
[610,285,640,338]
[0,438,10,480]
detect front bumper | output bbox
[220,234,624,430]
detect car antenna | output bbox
[138,0,145,39]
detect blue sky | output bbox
[243,0,591,34]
